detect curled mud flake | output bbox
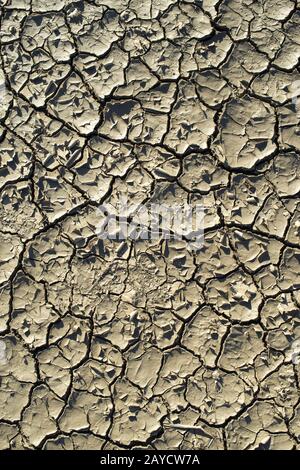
[213,95,276,169]
[206,268,263,322]
[164,80,216,153]
[186,368,254,425]
[47,73,101,135]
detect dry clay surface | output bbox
[0,0,300,451]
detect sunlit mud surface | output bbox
[0,0,300,450]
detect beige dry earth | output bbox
[0,0,300,451]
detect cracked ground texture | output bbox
[0,0,300,452]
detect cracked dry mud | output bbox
[0,0,300,452]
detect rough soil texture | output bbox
[0,0,300,451]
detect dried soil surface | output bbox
[0,0,300,451]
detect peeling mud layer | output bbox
[0,0,300,452]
